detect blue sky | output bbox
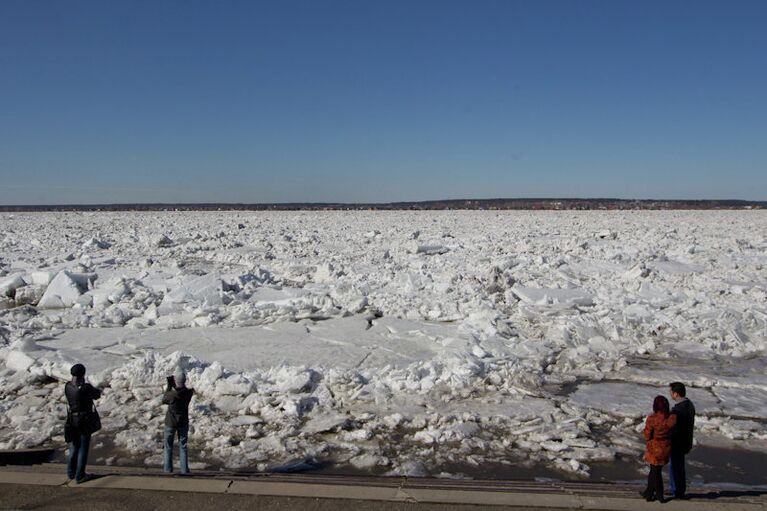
[1,1,765,204]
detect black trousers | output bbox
[646,464,664,499]
[670,450,686,496]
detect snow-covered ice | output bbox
[0,210,766,478]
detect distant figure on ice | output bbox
[64,363,102,483]
[669,381,696,499]
[641,395,676,503]
[162,369,194,474]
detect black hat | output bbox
[70,363,86,377]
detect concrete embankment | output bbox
[0,463,765,511]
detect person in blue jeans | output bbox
[162,369,194,474]
[65,363,102,483]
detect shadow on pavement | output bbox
[685,490,767,500]
[0,448,55,466]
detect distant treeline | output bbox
[0,199,765,212]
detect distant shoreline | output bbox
[0,198,764,212]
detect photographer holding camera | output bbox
[162,369,194,474]
[64,363,102,483]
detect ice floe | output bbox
[0,210,765,477]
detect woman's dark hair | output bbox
[653,395,670,415]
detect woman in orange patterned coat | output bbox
[641,395,677,502]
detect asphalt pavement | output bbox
[0,463,765,511]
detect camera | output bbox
[166,375,176,389]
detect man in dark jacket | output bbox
[669,381,695,499]
[65,363,102,483]
[162,369,194,474]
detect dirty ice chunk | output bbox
[0,274,25,297]
[415,244,450,255]
[14,285,45,306]
[152,234,174,248]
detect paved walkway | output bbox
[0,463,765,510]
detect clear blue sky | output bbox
[1,0,765,204]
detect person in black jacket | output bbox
[162,369,194,474]
[669,381,696,499]
[64,363,102,483]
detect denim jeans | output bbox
[669,451,686,496]
[163,425,189,473]
[67,433,92,481]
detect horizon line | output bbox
[1,197,765,210]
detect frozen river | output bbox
[1,210,765,483]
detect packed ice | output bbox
[0,210,765,477]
